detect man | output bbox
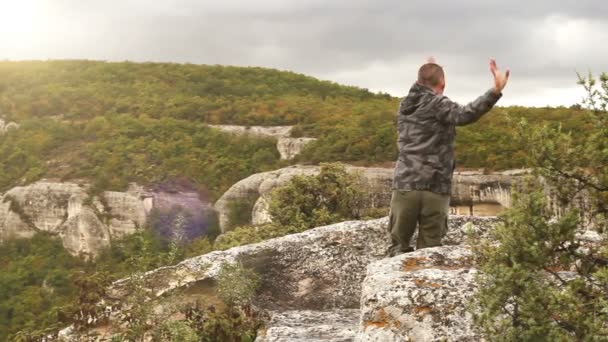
[388,58,510,256]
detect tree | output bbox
[473,73,608,340]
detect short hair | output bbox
[418,63,445,87]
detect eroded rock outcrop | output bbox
[0,118,19,134]
[60,187,604,342]
[277,137,317,160]
[257,309,360,342]
[0,181,211,258]
[208,125,317,160]
[450,170,524,215]
[57,215,498,341]
[208,125,293,137]
[356,246,480,342]
[109,218,393,308]
[215,165,525,232]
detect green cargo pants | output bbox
[388,190,450,256]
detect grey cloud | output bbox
[2,0,607,106]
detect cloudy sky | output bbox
[1,0,606,106]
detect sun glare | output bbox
[0,0,48,50]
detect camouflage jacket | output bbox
[393,82,502,194]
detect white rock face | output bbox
[252,196,272,226]
[0,181,148,258]
[0,198,36,241]
[61,205,111,257]
[356,246,481,342]
[216,165,523,232]
[208,125,293,138]
[104,189,151,237]
[0,181,210,258]
[451,171,526,210]
[256,309,360,342]
[0,118,19,134]
[277,137,317,160]
[7,182,82,233]
[208,125,317,160]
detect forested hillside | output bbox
[0,61,391,198]
[0,60,384,124]
[0,61,588,198]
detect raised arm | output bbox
[434,89,501,126]
[434,59,510,126]
[490,58,510,95]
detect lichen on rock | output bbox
[356,246,482,342]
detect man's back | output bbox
[393,82,502,194]
[387,58,509,256]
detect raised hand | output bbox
[490,59,510,94]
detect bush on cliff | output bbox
[215,163,364,250]
[268,162,364,230]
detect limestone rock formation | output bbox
[216,165,317,231]
[256,309,360,342]
[208,125,293,137]
[59,189,603,341]
[208,125,317,160]
[451,170,522,215]
[107,215,499,301]
[277,137,317,160]
[0,118,19,134]
[356,246,481,341]
[109,218,393,307]
[215,165,525,232]
[0,181,210,258]
[54,215,500,341]
[0,181,148,258]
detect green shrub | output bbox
[183,237,215,258]
[472,73,608,340]
[0,234,87,341]
[268,163,364,230]
[214,163,365,251]
[217,263,261,307]
[360,207,390,220]
[181,301,263,342]
[226,195,258,230]
[213,223,297,251]
[152,321,199,342]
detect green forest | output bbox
[0,61,589,198]
[0,61,595,340]
[0,228,218,340]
